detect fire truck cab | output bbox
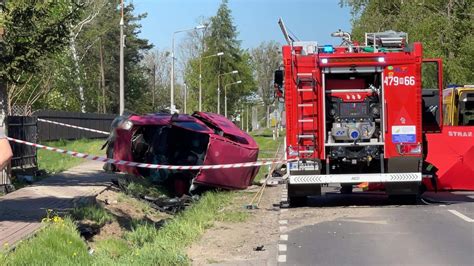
[276,30,444,205]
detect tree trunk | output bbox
[266,104,270,128]
[99,37,106,113]
[70,34,86,113]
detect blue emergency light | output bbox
[322,45,334,53]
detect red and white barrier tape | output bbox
[38,118,109,135]
[7,137,286,170]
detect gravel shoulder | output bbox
[187,185,282,265]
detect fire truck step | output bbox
[298,119,314,123]
[297,89,313,92]
[297,73,313,77]
[298,135,315,139]
[298,103,314,107]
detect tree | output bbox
[341,0,473,84]
[251,41,281,127]
[184,0,256,116]
[0,1,82,82]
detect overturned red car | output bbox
[105,112,259,194]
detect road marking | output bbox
[280,209,288,213]
[279,220,288,225]
[279,226,287,232]
[340,219,388,225]
[468,196,474,200]
[279,244,287,252]
[448,210,474,223]
[280,234,288,241]
[278,254,287,263]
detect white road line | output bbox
[279,244,287,252]
[280,209,288,213]
[279,220,288,225]
[468,196,474,200]
[279,226,287,232]
[448,210,474,223]
[280,234,288,241]
[278,254,287,263]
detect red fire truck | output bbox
[275,22,447,205]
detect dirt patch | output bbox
[93,221,123,241]
[187,185,282,265]
[81,188,169,244]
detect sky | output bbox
[132,0,353,51]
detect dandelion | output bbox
[73,252,77,257]
[68,240,72,244]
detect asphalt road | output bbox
[279,190,474,266]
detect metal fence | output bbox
[34,110,116,141]
[7,116,38,171]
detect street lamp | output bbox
[224,80,242,118]
[119,0,125,115]
[217,70,238,115]
[199,52,224,112]
[183,82,187,114]
[171,25,206,113]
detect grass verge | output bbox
[252,129,284,183]
[71,204,114,226]
[1,217,92,266]
[37,139,105,174]
[2,191,249,265]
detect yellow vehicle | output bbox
[442,85,474,126]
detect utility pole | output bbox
[152,64,156,111]
[183,82,187,114]
[246,104,249,132]
[119,0,125,115]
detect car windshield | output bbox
[173,121,210,133]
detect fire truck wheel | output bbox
[289,196,307,207]
[340,184,353,194]
[388,194,419,205]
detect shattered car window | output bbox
[173,121,210,133]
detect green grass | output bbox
[70,204,114,226]
[37,139,105,174]
[252,130,285,183]
[92,191,242,265]
[3,191,244,265]
[125,220,160,247]
[117,192,155,216]
[1,217,92,266]
[123,179,168,198]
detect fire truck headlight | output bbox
[377,57,385,63]
[321,58,328,64]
